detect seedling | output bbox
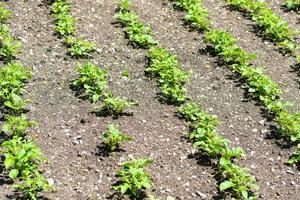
[73,62,109,103]
[13,169,51,200]
[113,158,153,197]
[0,62,31,100]
[0,27,21,60]
[147,47,189,104]
[217,157,258,200]
[65,37,96,58]
[288,144,300,165]
[51,0,70,15]
[54,13,76,37]
[119,0,133,11]
[2,114,37,137]
[102,124,133,151]
[1,137,44,179]
[4,93,31,113]
[0,5,12,22]
[102,95,137,115]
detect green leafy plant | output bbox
[116,1,157,48]
[284,0,300,11]
[288,144,300,165]
[184,4,210,31]
[65,37,96,58]
[1,137,44,179]
[51,0,70,15]
[2,114,37,137]
[113,158,153,197]
[54,13,76,37]
[119,0,133,11]
[275,111,300,142]
[102,123,133,151]
[147,47,189,104]
[0,5,12,22]
[102,95,137,115]
[73,62,109,103]
[4,93,31,113]
[217,157,258,200]
[13,169,51,200]
[0,62,31,100]
[0,25,21,60]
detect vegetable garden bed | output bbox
[0,0,299,199]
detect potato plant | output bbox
[116,1,157,48]
[102,95,138,115]
[13,169,51,200]
[0,62,31,100]
[2,114,37,137]
[51,0,75,37]
[73,62,137,115]
[73,62,109,103]
[0,24,21,60]
[0,5,12,22]
[288,144,300,165]
[113,158,153,197]
[1,137,44,179]
[218,157,259,200]
[102,123,133,151]
[284,0,300,11]
[147,47,189,104]
[65,37,96,58]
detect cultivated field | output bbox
[0,0,299,200]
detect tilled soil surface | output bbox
[0,0,299,200]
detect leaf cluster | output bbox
[65,36,96,58]
[284,0,300,11]
[73,62,137,115]
[0,24,21,60]
[147,47,189,104]
[175,0,210,31]
[218,157,259,200]
[178,102,257,199]
[116,1,157,48]
[113,158,153,197]
[288,144,300,165]
[51,0,75,37]
[0,62,31,113]
[51,0,96,57]
[102,124,133,151]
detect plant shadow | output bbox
[6,192,50,200]
[96,143,126,158]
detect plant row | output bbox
[50,0,96,58]
[0,4,51,199]
[174,0,300,165]
[116,0,259,198]
[178,102,258,199]
[224,0,299,59]
[116,0,189,105]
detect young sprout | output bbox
[102,124,133,151]
[113,158,153,197]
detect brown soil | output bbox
[0,0,299,200]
